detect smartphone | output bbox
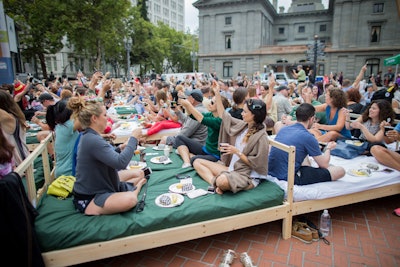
[143,167,152,176]
[170,101,176,108]
[382,168,394,173]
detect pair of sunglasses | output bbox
[246,99,263,110]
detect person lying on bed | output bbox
[192,82,269,194]
[175,90,230,169]
[370,123,400,171]
[67,96,147,215]
[269,103,345,185]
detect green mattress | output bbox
[35,148,284,252]
[114,106,137,115]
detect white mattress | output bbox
[267,142,400,202]
[112,121,181,142]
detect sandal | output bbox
[394,208,400,217]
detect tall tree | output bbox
[4,0,68,79]
[65,0,131,71]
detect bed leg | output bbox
[282,213,292,239]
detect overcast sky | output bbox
[185,0,329,33]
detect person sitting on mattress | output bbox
[67,96,147,215]
[269,103,345,185]
[175,89,230,169]
[344,99,396,154]
[309,87,351,142]
[192,81,269,194]
[370,122,400,171]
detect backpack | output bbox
[371,86,396,102]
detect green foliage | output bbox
[4,0,198,78]
[4,0,68,78]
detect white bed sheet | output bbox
[112,121,180,138]
[267,142,400,202]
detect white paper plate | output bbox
[345,140,364,146]
[150,156,171,164]
[359,162,382,171]
[155,193,184,208]
[347,169,371,177]
[169,183,196,194]
[152,146,166,151]
[126,161,147,170]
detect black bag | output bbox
[371,87,395,102]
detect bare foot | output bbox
[215,187,224,195]
[135,178,147,191]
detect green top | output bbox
[289,99,327,124]
[197,112,222,156]
[297,69,306,82]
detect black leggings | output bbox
[175,135,219,165]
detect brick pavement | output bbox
[75,194,400,267]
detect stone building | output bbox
[193,0,400,81]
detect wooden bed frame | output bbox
[16,134,296,267]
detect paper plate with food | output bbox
[169,183,196,194]
[347,168,371,177]
[359,162,382,171]
[155,193,184,208]
[150,156,172,164]
[127,161,147,170]
[345,140,364,146]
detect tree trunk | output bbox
[38,52,48,79]
[96,39,101,70]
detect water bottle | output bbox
[319,209,331,237]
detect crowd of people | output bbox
[0,63,399,216]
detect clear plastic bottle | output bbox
[319,209,331,237]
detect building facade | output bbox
[132,0,185,32]
[193,0,400,81]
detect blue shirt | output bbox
[269,123,321,181]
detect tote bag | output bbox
[330,139,368,159]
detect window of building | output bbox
[298,26,305,33]
[365,58,380,76]
[163,0,169,5]
[225,35,231,49]
[225,17,232,25]
[320,24,326,32]
[171,1,176,9]
[278,27,284,34]
[373,3,384,13]
[163,8,169,16]
[223,62,233,78]
[154,4,161,13]
[370,26,381,43]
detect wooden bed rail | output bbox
[18,133,296,266]
[15,133,54,206]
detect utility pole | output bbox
[306,35,325,76]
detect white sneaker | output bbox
[175,149,180,155]
[182,163,191,169]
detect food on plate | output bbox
[349,169,370,177]
[159,194,178,206]
[366,163,379,171]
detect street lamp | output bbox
[123,37,132,80]
[190,51,197,72]
[313,35,318,77]
[263,65,267,73]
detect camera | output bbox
[105,90,112,99]
[143,167,152,177]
